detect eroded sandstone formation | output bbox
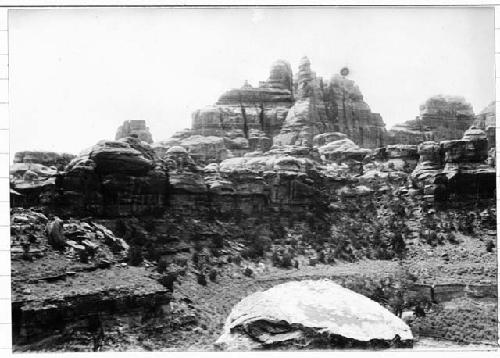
[155,57,385,165]
[116,120,153,144]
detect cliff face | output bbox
[274,57,386,148]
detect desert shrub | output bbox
[197,272,207,286]
[128,245,143,266]
[326,251,336,264]
[210,247,221,257]
[233,255,242,266]
[143,219,155,233]
[209,268,217,282]
[486,240,495,252]
[159,272,177,291]
[192,252,199,266]
[318,250,326,264]
[211,235,224,249]
[447,232,458,244]
[193,240,203,252]
[115,219,128,237]
[243,267,253,277]
[157,256,168,273]
[280,252,293,268]
[242,235,272,260]
[271,251,280,267]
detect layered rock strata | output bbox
[411,127,495,201]
[52,137,168,217]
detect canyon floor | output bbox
[13,227,496,352]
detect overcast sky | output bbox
[9,7,495,154]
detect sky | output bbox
[9,7,495,154]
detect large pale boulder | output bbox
[216,280,413,350]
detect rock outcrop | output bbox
[116,120,153,144]
[52,137,168,217]
[216,280,413,350]
[10,151,76,207]
[387,122,435,145]
[411,127,495,201]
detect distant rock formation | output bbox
[157,57,386,166]
[13,151,76,170]
[116,120,153,144]
[473,101,495,149]
[389,95,475,145]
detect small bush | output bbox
[209,269,217,282]
[193,240,203,252]
[280,253,293,268]
[197,272,207,286]
[128,245,143,266]
[158,257,168,273]
[243,267,253,277]
[159,272,177,291]
[211,235,224,249]
[486,240,495,252]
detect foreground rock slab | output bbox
[216,279,413,350]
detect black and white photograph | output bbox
[5,5,498,352]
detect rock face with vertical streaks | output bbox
[274,57,386,148]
